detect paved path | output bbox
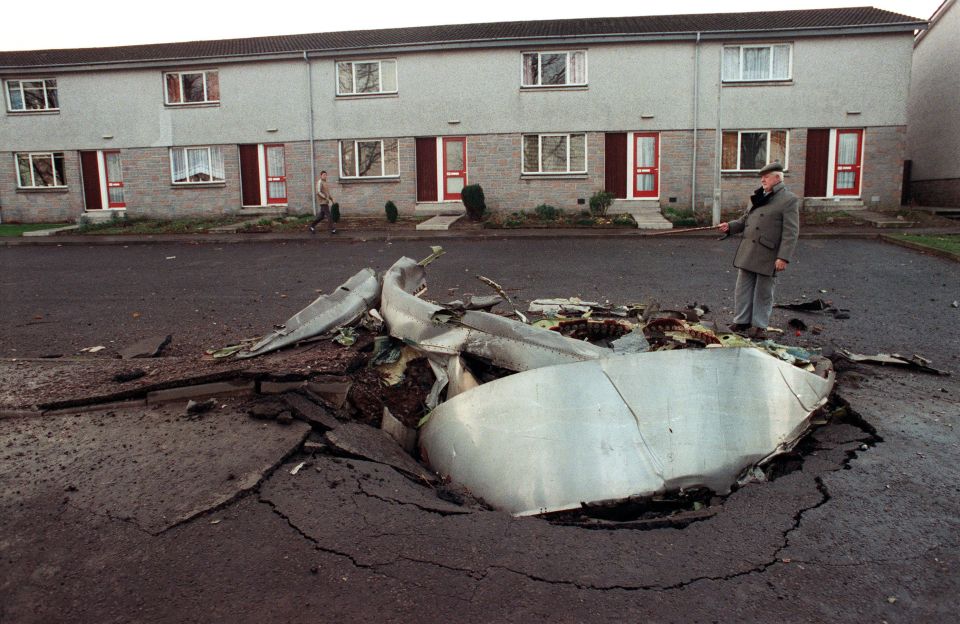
[0,238,958,623]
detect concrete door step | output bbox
[416,214,464,230]
[414,202,466,217]
[857,210,916,228]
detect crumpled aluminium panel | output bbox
[381,257,609,372]
[237,268,380,359]
[419,347,835,516]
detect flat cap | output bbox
[759,161,784,175]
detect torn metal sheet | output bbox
[380,257,610,371]
[836,350,950,376]
[237,268,380,359]
[419,347,834,516]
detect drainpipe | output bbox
[691,32,701,216]
[305,51,317,217]
[713,41,723,226]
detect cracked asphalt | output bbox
[1,237,958,623]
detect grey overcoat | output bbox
[726,182,800,276]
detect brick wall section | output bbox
[284,141,314,215]
[0,151,84,222]
[316,138,418,217]
[861,126,906,209]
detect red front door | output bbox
[834,129,863,196]
[104,151,125,208]
[632,133,659,198]
[442,137,466,201]
[264,144,287,204]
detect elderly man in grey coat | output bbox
[718,162,800,339]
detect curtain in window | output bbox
[722,48,740,80]
[569,51,586,84]
[206,72,219,101]
[522,54,539,86]
[743,48,770,80]
[380,60,397,92]
[721,132,738,169]
[209,147,224,182]
[636,136,655,191]
[166,74,181,103]
[7,82,23,109]
[569,134,586,172]
[522,135,539,171]
[771,45,790,80]
[266,147,285,200]
[186,148,209,181]
[171,149,187,182]
[836,133,859,189]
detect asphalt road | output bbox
[1,237,958,623]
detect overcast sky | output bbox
[0,0,943,52]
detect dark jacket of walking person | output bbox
[718,162,800,338]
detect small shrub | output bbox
[589,191,615,217]
[575,213,596,226]
[664,207,698,227]
[534,204,560,221]
[612,214,637,227]
[461,184,486,221]
[384,200,398,223]
[504,211,526,228]
[331,203,341,223]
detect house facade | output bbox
[0,8,925,224]
[907,0,959,207]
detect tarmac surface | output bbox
[1,230,958,623]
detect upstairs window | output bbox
[170,146,225,184]
[6,79,59,111]
[165,70,219,105]
[722,44,792,82]
[15,152,67,188]
[337,60,398,95]
[722,130,788,171]
[522,51,587,87]
[339,139,399,178]
[522,133,587,174]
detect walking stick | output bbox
[645,225,722,236]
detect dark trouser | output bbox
[309,204,333,231]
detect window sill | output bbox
[7,109,60,116]
[338,177,401,185]
[170,182,226,188]
[164,102,220,109]
[335,92,399,100]
[520,85,588,92]
[520,173,588,180]
[722,80,793,88]
[16,186,69,193]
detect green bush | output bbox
[331,202,341,223]
[589,191,615,217]
[664,207,698,227]
[576,213,597,226]
[534,204,560,221]
[612,214,637,227]
[461,184,486,221]
[384,200,398,223]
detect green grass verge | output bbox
[0,223,70,236]
[76,216,249,235]
[886,233,960,257]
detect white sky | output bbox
[0,0,943,52]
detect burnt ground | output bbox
[0,237,958,623]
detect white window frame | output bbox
[336,59,398,96]
[522,133,588,175]
[721,130,790,172]
[338,139,400,179]
[722,44,792,82]
[520,50,588,87]
[5,78,59,112]
[169,146,225,184]
[15,152,67,188]
[164,70,220,105]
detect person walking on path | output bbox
[308,171,337,234]
[718,162,800,339]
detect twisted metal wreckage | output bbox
[232,249,835,516]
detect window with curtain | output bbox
[164,70,219,105]
[337,60,398,95]
[522,133,587,174]
[339,139,400,178]
[722,44,791,81]
[169,146,225,183]
[721,130,788,171]
[15,152,66,187]
[521,51,587,87]
[6,79,59,111]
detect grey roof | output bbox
[0,7,926,70]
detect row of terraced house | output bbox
[0,7,939,225]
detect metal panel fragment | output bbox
[237,268,380,359]
[419,348,834,516]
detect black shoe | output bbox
[728,323,750,332]
[330,229,337,234]
[747,327,767,339]
[308,225,316,234]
